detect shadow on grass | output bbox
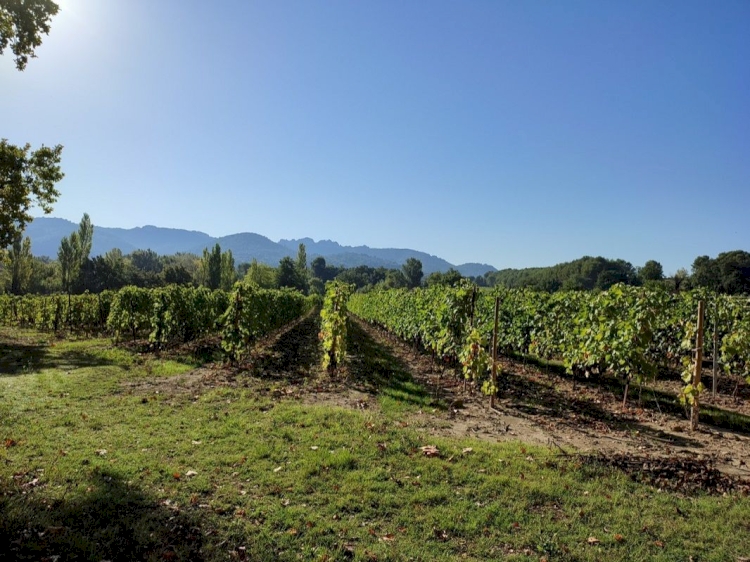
[0,341,120,377]
[503,352,750,435]
[0,470,204,562]
[346,318,435,409]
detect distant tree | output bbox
[402,258,423,289]
[561,274,587,292]
[162,264,193,286]
[129,249,162,274]
[309,277,325,296]
[199,244,223,290]
[383,269,407,289]
[639,260,664,282]
[103,248,127,286]
[336,265,387,290]
[0,139,64,250]
[425,268,463,287]
[715,251,750,295]
[673,268,690,292]
[276,256,306,292]
[29,256,58,293]
[296,243,307,272]
[83,255,129,292]
[5,234,32,294]
[244,259,276,289]
[691,256,721,291]
[69,213,95,292]
[77,213,93,262]
[58,231,79,297]
[311,256,327,279]
[220,249,236,290]
[295,243,309,293]
[0,0,60,70]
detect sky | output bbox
[2,0,748,274]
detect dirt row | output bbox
[336,318,750,482]
[128,311,750,488]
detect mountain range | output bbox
[24,218,497,277]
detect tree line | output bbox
[2,220,749,297]
[0,214,456,296]
[483,254,750,295]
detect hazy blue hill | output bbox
[320,252,399,269]
[281,238,454,274]
[25,219,211,258]
[24,218,497,274]
[103,225,213,255]
[205,233,293,264]
[456,263,498,277]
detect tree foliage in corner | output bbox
[0,139,64,249]
[0,0,59,70]
[1,0,63,251]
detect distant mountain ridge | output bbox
[24,218,497,277]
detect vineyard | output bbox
[0,283,317,359]
[2,283,750,560]
[349,283,750,418]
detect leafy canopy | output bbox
[0,139,64,249]
[0,0,60,70]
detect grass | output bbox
[1,326,749,561]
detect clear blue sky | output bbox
[2,0,748,274]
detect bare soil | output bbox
[122,313,750,486]
[341,318,750,481]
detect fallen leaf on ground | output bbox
[587,537,600,545]
[420,445,440,457]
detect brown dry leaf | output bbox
[172,472,181,480]
[654,540,665,548]
[287,528,298,535]
[420,445,440,457]
[368,528,377,536]
[5,438,17,448]
[380,534,395,542]
[614,533,625,542]
[587,536,600,545]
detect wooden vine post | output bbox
[490,296,500,409]
[691,300,705,431]
[712,298,718,398]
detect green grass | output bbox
[1,327,749,561]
